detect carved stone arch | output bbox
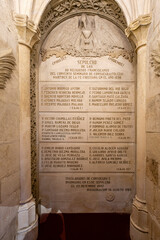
[39,0,127,43]
[30,0,133,204]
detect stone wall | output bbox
[0,1,20,240]
[146,0,160,239]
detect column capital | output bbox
[14,14,41,49]
[125,14,152,50]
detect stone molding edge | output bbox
[130,196,149,238]
[17,215,38,234]
[0,48,16,89]
[130,218,148,233]
[16,199,38,240]
[125,14,152,50]
[20,194,33,205]
[132,196,148,214]
[14,13,41,49]
[16,216,38,240]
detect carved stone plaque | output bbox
[38,14,135,213]
[39,173,135,213]
[39,143,135,173]
[39,82,135,112]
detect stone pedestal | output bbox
[14,14,40,240]
[126,14,152,240]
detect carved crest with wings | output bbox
[41,14,133,62]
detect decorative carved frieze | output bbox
[125,14,152,49]
[0,49,16,89]
[30,46,39,203]
[14,14,41,48]
[39,0,127,36]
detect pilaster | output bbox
[126,14,152,240]
[14,13,40,240]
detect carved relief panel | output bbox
[38,13,135,213]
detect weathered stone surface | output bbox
[39,173,135,213]
[39,142,135,173]
[146,1,160,238]
[0,1,20,240]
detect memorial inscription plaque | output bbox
[39,14,135,212]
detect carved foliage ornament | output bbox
[0,49,16,89]
[30,47,39,202]
[39,0,127,35]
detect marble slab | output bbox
[39,142,135,173]
[39,82,135,112]
[39,112,135,142]
[38,13,136,213]
[39,173,135,213]
[39,56,135,83]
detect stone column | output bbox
[14,14,40,240]
[126,14,151,240]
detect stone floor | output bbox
[37,213,131,240]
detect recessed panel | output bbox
[38,14,135,213]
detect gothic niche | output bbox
[0,48,16,89]
[31,0,133,206]
[38,12,135,213]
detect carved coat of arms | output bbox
[41,14,133,62]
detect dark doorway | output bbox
[37,213,131,240]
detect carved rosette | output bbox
[0,49,16,89]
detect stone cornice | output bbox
[125,14,152,50]
[14,14,41,49]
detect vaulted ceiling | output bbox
[13,0,152,26]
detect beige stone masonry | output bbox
[14,14,40,49]
[14,13,40,240]
[126,14,152,240]
[126,14,152,50]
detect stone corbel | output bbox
[125,14,152,50]
[0,48,16,89]
[14,14,41,48]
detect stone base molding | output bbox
[16,199,38,240]
[130,196,148,240]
